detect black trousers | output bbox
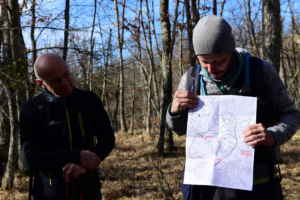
[32,171,102,200]
[182,178,283,200]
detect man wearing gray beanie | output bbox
[166,15,300,200]
[193,15,235,55]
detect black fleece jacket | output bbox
[20,88,115,172]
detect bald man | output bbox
[33,53,74,97]
[20,54,115,200]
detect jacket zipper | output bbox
[49,175,52,186]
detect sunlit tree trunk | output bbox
[28,0,37,97]
[0,1,11,65]
[282,0,300,105]
[184,0,195,66]
[114,0,127,132]
[0,0,28,189]
[88,0,97,90]
[157,0,172,155]
[220,0,227,16]
[179,7,185,76]
[149,1,162,116]
[101,29,112,106]
[129,69,136,134]
[0,82,18,190]
[30,0,37,63]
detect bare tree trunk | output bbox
[101,29,112,105]
[0,83,18,190]
[245,0,260,56]
[30,0,37,63]
[281,52,288,87]
[101,64,107,104]
[113,82,120,131]
[0,1,11,64]
[220,0,227,16]
[150,0,161,59]
[213,0,217,15]
[63,0,70,61]
[0,100,8,165]
[114,0,127,132]
[145,71,153,135]
[165,0,180,151]
[141,0,155,135]
[282,0,300,104]
[149,0,162,115]
[88,0,97,90]
[132,3,148,132]
[179,12,184,76]
[27,0,37,97]
[7,0,26,66]
[184,0,196,66]
[157,0,172,155]
[149,0,161,117]
[129,69,136,134]
[288,0,298,76]
[191,0,200,24]
[170,0,180,52]
[262,0,281,73]
[15,94,23,171]
[167,129,175,151]
[0,0,28,189]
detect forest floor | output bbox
[0,131,299,200]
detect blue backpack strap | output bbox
[192,64,206,96]
[199,74,207,96]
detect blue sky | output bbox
[21,0,300,60]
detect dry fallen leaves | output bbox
[0,131,299,200]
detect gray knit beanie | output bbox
[193,15,235,55]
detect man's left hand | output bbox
[243,123,275,147]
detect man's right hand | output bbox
[170,90,198,113]
[63,163,86,183]
[80,150,101,171]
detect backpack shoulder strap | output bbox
[191,64,207,96]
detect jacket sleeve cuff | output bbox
[167,104,186,117]
[266,123,291,145]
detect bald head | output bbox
[34,54,69,80]
[33,54,74,97]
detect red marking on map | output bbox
[203,135,214,140]
[241,150,252,156]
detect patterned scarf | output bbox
[200,51,249,95]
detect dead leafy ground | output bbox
[0,132,299,200]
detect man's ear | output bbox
[35,79,43,87]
